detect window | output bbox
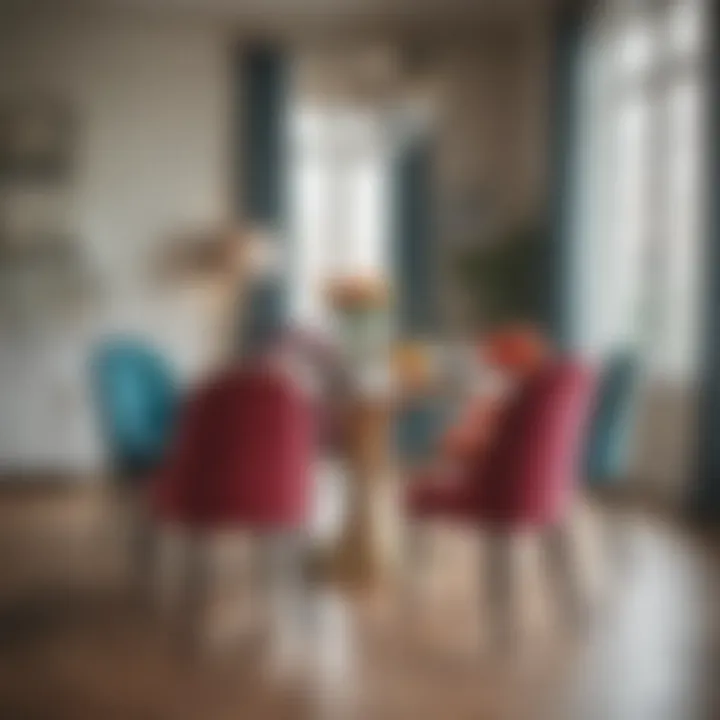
[289,103,390,329]
[577,0,706,382]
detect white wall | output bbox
[0,10,553,472]
[433,23,552,331]
[0,10,232,472]
[435,31,550,228]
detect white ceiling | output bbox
[72,0,553,15]
[6,0,559,31]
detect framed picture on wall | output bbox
[0,98,74,183]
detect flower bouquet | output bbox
[325,275,391,389]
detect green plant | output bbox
[454,223,549,329]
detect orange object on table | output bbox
[480,324,552,378]
[392,342,434,395]
[325,275,389,311]
[442,325,553,463]
[441,396,503,462]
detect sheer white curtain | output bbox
[289,103,390,329]
[575,0,706,496]
[576,0,704,374]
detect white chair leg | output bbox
[483,531,515,649]
[543,514,590,627]
[114,484,156,602]
[129,500,158,604]
[483,530,537,650]
[284,530,316,636]
[261,530,311,668]
[403,520,432,611]
[152,525,184,618]
[178,530,214,651]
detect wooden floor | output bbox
[0,485,718,720]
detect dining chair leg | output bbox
[263,531,304,600]
[283,530,316,635]
[403,520,432,609]
[483,530,516,649]
[543,516,588,627]
[577,499,608,605]
[262,531,312,667]
[484,529,541,652]
[179,530,214,651]
[152,524,183,619]
[130,500,158,605]
[114,483,155,603]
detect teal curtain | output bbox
[694,2,720,522]
[547,4,584,350]
[235,45,289,352]
[392,135,448,463]
[393,137,436,337]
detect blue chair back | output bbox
[585,353,639,484]
[395,397,453,466]
[92,339,178,479]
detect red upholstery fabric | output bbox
[151,366,315,530]
[406,467,480,520]
[407,360,596,529]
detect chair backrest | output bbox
[396,397,453,465]
[153,366,314,529]
[92,339,178,476]
[469,359,596,526]
[585,352,639,483]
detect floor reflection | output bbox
[0,488,718,719]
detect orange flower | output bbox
[392,342,432,392]
[325,275,389,311]
[480,324,552,378]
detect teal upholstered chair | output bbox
[585,353,639,485]
[92,339,179,483]
[395,397,453,468]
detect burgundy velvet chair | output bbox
[151,365,316,643]
[406,359,597,640]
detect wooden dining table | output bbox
[312,374,412,593]
[316,373,461,592]
[312,343,480,592]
